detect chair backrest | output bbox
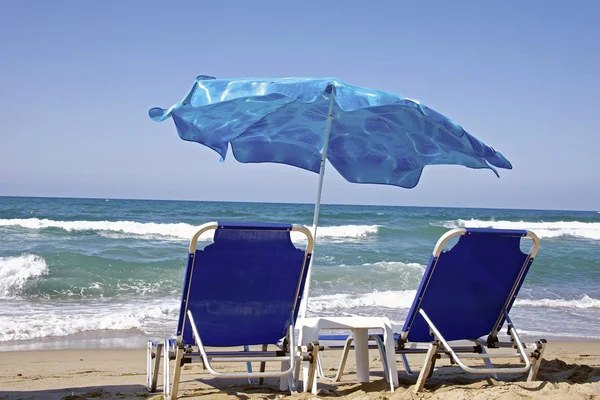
[176,222,312,347]
[402,228,539,343]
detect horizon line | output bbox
[0,195,595,214]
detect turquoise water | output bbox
[1,196,599,348]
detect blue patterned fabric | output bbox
[150,76,511,188]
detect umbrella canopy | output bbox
[150,76,511,189]
[150,76,512,317]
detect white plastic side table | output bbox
[296,316,398,393]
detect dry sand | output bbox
[1,341,599,399]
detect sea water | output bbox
[1,197,599,350]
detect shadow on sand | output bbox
[0,384,149,400]
[1,359,599,399]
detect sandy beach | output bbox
[1,340,599,400]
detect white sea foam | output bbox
[46,279,180,298]
[0,218,379,241]
[2,292,600,342]
[337,261,425,271]
[308,290,417,312]
[0,254,48,299]
[515,295,600,309]
[0,299,181,342]
[515,328,600,340]
[443,219,600,240]
[308,290,600,313]
[312,225,379,240]
[0,218,201,240]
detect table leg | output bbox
[353,329,370,383]
[382,321,399,390]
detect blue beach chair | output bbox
[317,228,547,392]
[146,222,315,399]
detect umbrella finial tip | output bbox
[149,107,168,121]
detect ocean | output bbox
[1,196,599,351]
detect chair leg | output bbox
[369,335,391,385]
[146,341,153,391]
[287,373,297,394]
[284,359,298,394]
[259,344,268,385]
[372,335,388,380]
[479,345,499,380]
[154,342,164,391]
[293,354,302,389]
[244,345,256,384]
[163,340,171,399]
[147,341,163,392]
[165,347,184,400]
[305,341,320,394]
[399,353,414,375]
[414,342,438,393]
[528,339,547,382]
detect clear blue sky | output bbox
[1,1,598,210]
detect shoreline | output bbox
[1,340,599,399]
[3,330,600,353]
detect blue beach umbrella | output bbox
[149,76,512,315]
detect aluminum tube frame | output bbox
[189,223,314,255]
[146,340,163,392]
[490,230,540,337]
[199,351,284,358]
[163,313,300,400]
[414,342,439,392]
[209,356,292,363]
[418,308,532,375]
[187,310,299,378]
[396,341,544,380]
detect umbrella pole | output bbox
[300,90,335,318]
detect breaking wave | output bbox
[515,295,600,309]
[308,291,600,312]
[0,218,379,241]
[0,254,48,299]
[308,290,417,312]
[443,219,600,240]
[0,299,180,342]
